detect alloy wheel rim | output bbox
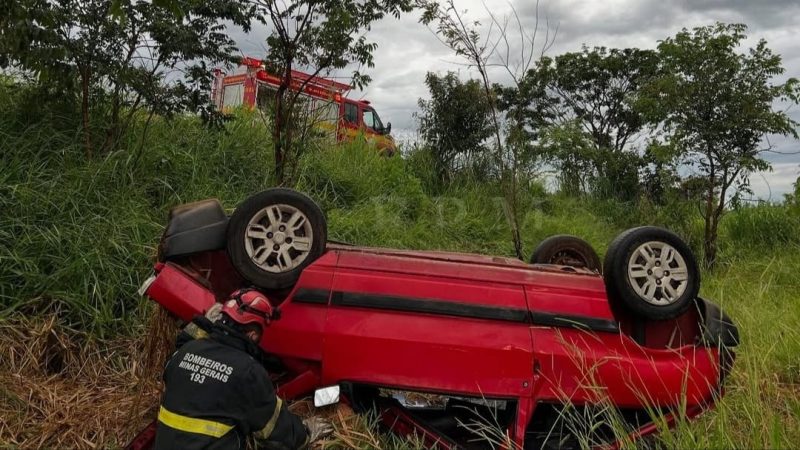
[244,204,313,273]
[627,241,689,306]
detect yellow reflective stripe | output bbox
[183,323,208,340]
[255,398,283,440]
[158,406,233,438]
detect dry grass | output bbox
[0,312,413,450]
[0,310,175,449]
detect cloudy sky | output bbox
[232,0,800,199]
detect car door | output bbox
[260,251,337,363]
[320,250,535,399]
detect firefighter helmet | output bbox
[221,289,274,329]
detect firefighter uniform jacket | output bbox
[154,319,309,450]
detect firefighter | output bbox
[154,289,331,450]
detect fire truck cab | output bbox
[212,57,396,155]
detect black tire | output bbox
[603,226,699,320]
[227,188,327,290]
[530,235,602,273]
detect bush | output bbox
[0,97,273,336]
[296,140,428,218]
[722,204,800,252]
[404,143,441,195]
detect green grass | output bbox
[0,106,275,336]
[656,252,800,448]
[2,81,800,447]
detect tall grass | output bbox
[3,81,800,447]
[721,203,800,253]
[0,99,273,335]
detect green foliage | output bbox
[404,143,441,194]
[506,47,660,200]
[528,47,659,151]
[784,176,800,213]
[251,0,413,183]
[296,140,427,214]
[639,23,800,266]
[0,83,272,335]
[0,0,251,155]
[538,122,596,196]
[415,72,493,185]
[721,204,800,252]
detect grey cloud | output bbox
[688,0,800,27]
[521,0,682,42]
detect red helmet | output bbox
[221,289,274,329]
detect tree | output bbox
[537,121,596,196]
[512,47,659,199]
[251,0,413,184]
[415,72,493,184]
[418,0,556,260]
[0,0,251,157]
[641,23,800,267]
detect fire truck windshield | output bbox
[363,108,384,132]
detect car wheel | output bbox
[603,226,699,320]
[227,188,327,290]
[530,235,602,273]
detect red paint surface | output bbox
[142,244,732,448]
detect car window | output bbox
[344,103,358,125]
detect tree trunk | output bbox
[703,182,717,268]
[273,100,285,184]
[273,65,293,185]
[705,215,719,269]
[477,67,524,260]
[284,92,296,186]
[273,90,287,185]
[80,68,93,159]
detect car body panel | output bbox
[259,251,338,363]
[141,242,734,449]
[321,250,535,397]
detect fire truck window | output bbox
[257,83,276,110]
[363,109,384,131]
[222,84,243,108]
[363,109,375,129]
[295,94,311,116]
[313,100,338,124]
[344,103,358,125]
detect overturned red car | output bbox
[129,189,738,449]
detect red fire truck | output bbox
[212,57,396,155]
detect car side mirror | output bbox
[385,122,392,135]
[313,385,340,407]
